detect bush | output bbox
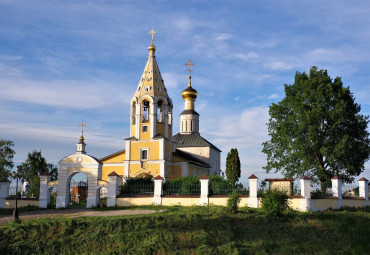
[163,176,201,195]
[261,189,289,216]
[227,192,240,214]
[119,176,154,195]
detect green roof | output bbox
[172,133,221,152]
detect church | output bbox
[82,31,221,182]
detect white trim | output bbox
[59,163,100,168]
[140,147,149,160]
[103,163,125,167]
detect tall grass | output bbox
[0,206,369,254]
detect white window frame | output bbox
[140,148,149,160]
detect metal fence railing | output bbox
[163,182,200,195]
[120,183,154,195]
[210,182,249,195]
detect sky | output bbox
[0,0,369,183]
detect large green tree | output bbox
[262,66,370,190]
[0,140,15,179]
[226,148,241,184]
[18,150,58,197]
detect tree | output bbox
[262,66,370,191]
[0,140,15,179]
[225,148,241,184]
[18,150,58,197]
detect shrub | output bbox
[261,189,289,216]
[163,176,201,195]
[119,176,154,195]
[227,191,240,214]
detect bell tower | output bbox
[129,29,173,140]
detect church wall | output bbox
[165,164,182,179]
[130,141,159,160]
[101,165,124,182]
[177,147,210,164]
[209,148,221,175]
[128,163,161,177]
[140,122,151,140]
[131,124,136,137]
[156,122,165,137]
[164,142,175,161]
[189,165,208,176]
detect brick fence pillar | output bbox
[0,178,11,208]
[39,171,51,208]
[358,177,369,206]
[200,175,209,206]
[331,176,342,209]
[300,176,311,211]
[153,175,163,205]
[248,174,258,208]
[107,172,119,207]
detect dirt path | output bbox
[0,208,164,224]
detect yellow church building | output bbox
[99,33,221,181]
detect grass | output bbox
[0,206,369,254]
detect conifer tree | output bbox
[226,148,241,184]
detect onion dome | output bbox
[181,75,198,100]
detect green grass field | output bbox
[0,206,369,255]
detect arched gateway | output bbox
[39,133,113,208]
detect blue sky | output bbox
[1,0,369,182]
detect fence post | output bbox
[107,172,119,207]
[248,174,258,208]
[300,176,311,211]
[39,171,51,208]
[331,176,342,209]
[200,175,209,206]
[0,178,11,208]
[153,175,163,205]
[358,177,368,206]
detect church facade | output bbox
[99,36,221,181]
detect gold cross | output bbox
[185,59,195,75]
[79,121,86,135]
[150,28,156,43]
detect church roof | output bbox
[132,38,171,104]
[100,149,125,161]
[180,109,199,116]
[173,133,221,152]
[173,149,211,168]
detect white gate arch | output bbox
[49,152,103,208]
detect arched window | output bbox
[140,148,148,160]
[157,100,164,123]
[142,100,149,122]
[132,102,136,125]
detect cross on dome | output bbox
[185,59,195,75]
[150,28,156,44]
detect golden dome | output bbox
[181,75,198,100]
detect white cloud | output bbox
[0,78,131,110]
[234,52,258,61]
[0,63,22,76]
[268,94,278,99]
[234,96,240,101]
[264,61,292,70]
[215,33,232,41]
